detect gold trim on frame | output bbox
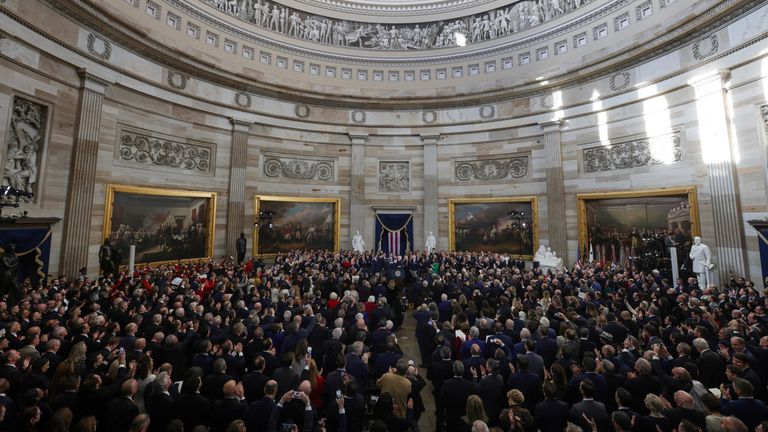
[448,196,539,259]
[576,186,700,261]
[103,184,217,266]
[253,195,341,257]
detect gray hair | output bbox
[332,327,343,340]
[692,338,709,351]
[471,420,489,432]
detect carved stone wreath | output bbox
[454,157,528,182]
[119,131,212,172]
[263,156,334,181]
[235,92,252,108]
[583,134,682,173]
[609,71,631,92]
[167,71,189,90]
[692,34,719,60]
[422,111,437,124]
[351,110,366,123]
[86,33,112,60]
[294,104,311,119]
[479,105,496,119]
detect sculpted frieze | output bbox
[454,156,528,182]
[263,156,334,181]
[119,130,213,173]
[583,133,682,173]
[201,0,594,51]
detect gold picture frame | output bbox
[253,195,341,256]
[576,186,700,262]
[448,196,539,258]
[102,184,216,265]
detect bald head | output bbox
[222,380,237,398]
[674,390,693,409]
[298,380,311,395]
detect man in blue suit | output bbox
[506,356,541,411]
[721,377,768,430]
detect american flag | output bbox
[388,230,401,256]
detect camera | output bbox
[307,347,312,357]
[292,391,301,398]
[336,389,342,399]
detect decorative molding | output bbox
[86,32,112,60]
[609,71,630,91]
[635,0,652,21]
[234,91,252,107]
[351,110,366,123]
[422,111,437,124]
[692,33,719,60]
[284,0,495,17]
[118,128,213,173]
[167,70,189,90]
[454,155,529,182]
[2,97,47,204]
[583,132,682,173]
[378,161,410,193]
[263,155,334,181]
[294,104,311,119]
[479,105,496,119]
[198,0,596,51]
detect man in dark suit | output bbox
[461,343,485,379]
[107,379,140,432]
[474,359,505,427]
[372,339,401,379]
[0,379,16,432]
[578,328,597,362]
[211,380,247,432]
[429,346,453,408]
[535,381,570,432]
[177,375,212,431]
[202,358,235,402]
[535,329,559,368]
[507,356,541,411]
[694,337,725,388]
[273,352,299,400]
[146,372,176,432]
[50,375,80,414]
[570,379,608,432]
[246,380,277,432]
[344,342,369,394]
[242,356,271,403]
[721,378,768,430]
[624,358,663,415]
[438,361,475,432]
[325,352,357,407]
[603,314,629,345]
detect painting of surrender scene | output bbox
[104,185,216,265]
[254,196,340,255]
[577,187,699,272]
[449,197,537,257]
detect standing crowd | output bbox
[0,249,765,432]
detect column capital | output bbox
[688,70,730,94]
[419,134,441,144]
[230,118,252,133]
[77,68,111,94]
[349,132,369,144]
[539,120,563,133]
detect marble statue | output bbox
[425,232,436,251]
[352,230,365,253]
[535,244,563,268]
[3,98,42,204]
[204,0,593,51]
[689,236,713,287]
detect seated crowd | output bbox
[0,250,765,432]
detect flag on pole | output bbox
[388,230,401,256]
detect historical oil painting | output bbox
[253,196,340,255]
[448,197,537,257]
[103,185,216,265]
[577,187,700,271]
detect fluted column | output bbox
[61,69,110,276]
[349,133,368,249]
[690,71,746,280]
[540,120,568,265]
[421,134,440,250]
[226,119,251,256]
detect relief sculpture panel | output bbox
[118,128,213,173]
[2,97,47,203]
[583,133,682,173]
[454,156,528,182]
[263,156,334,182]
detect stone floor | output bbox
[398,311,437,432]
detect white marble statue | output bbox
[535,243,563,268]
[689,236,713,287]
[352,230,365,253]
[425,232,436,251]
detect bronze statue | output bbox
[0,244,20,303]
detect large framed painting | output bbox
[577,187,700,269]
[448,197,538,257]
[253,195,341,255]
[103,185,216,265]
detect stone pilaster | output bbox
[421,134,440,250]
[349,133,368,249]
[690,71,746,280]
[61,69,109,276]
[540,120,568,265]
[226,119,251,256]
